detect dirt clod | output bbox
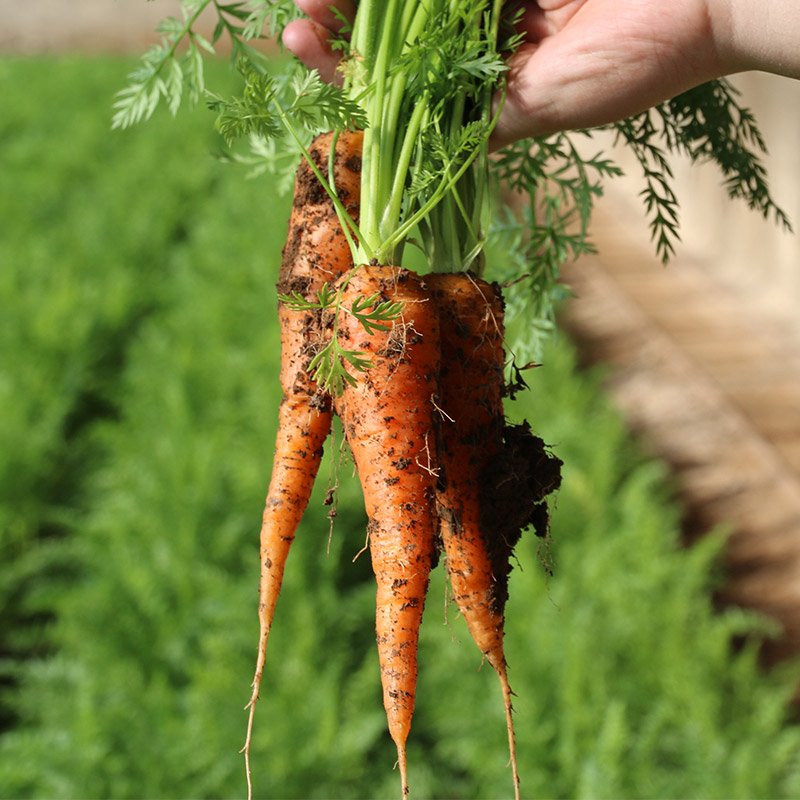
[479,421,562,613]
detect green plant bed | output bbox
[0,54,246,723]
[1,56,799,800]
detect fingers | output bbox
[491,36,660,146]
[512,0,585,43]
[490,0,724,146]
[282,19,343,84]
[283,1,355,85]
[512,3,550,43]
[294,0,355,34]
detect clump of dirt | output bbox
[480,421,562,613]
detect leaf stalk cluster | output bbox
[112,0,791,373]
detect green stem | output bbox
[348,0,506,269]
[377,90,506,263]
[327,129,363,265]
[383,99,430,244]
[377,138,483,262]
[361,0,406,259]
[351,0,378,69]
[170,1,215,60]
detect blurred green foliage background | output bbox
[1,56,799,799]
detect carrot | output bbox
[331,264,441,799]
[243,129,362,798]
[426,272,562,800]
[424,272,519,795]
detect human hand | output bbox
[282,0,800,148]
[489,0,725,145]
[281,0,356,86]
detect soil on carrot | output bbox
[480,422,563,614]
[379,322,423,359]
[278,136,361,290]
[275,132,364,399]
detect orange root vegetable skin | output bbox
[243,130,363,798]
[425,274,506,663]
[426,272,562,800]
[332,265,441,799]
[426,273,520,797]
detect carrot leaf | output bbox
[309,339,372,397]
[240,0,304,40]
[284,71,368,134]
[281,285,403,336]
[208,68,281,146]
[348,294,404,335]
[111,0,273,130]
[209,61,367,148]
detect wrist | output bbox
[708,0,800,79]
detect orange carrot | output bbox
[426,272,518,795]
[243,130,362,798]
[426,272,561,800]
[332,264,441,799]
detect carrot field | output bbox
[1,56,800,799]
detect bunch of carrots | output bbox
[112,0,788,797]
[112,0,566,792]
[202,3,568,797]
[243,128,561,800]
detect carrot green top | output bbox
[113,0,789,371]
